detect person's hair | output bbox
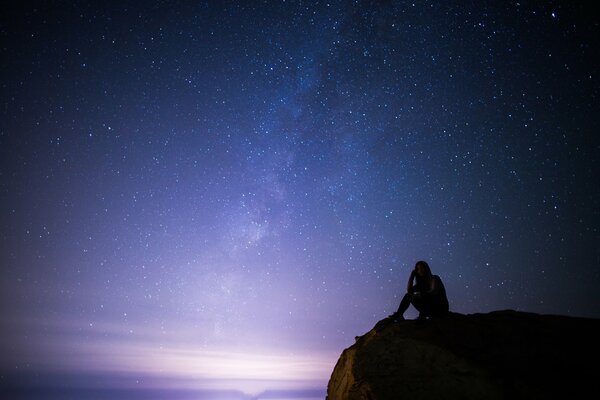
[415,261,432,285]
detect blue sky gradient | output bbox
[1,1,599,397]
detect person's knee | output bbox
[411,298,425,312]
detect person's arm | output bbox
[427,276,440,295]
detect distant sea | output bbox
[0,387,325,400]
[0,371,327,399]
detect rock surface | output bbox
[327,310,600,400]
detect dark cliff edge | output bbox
[327,310,600,400]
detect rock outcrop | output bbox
[327,310,600,400]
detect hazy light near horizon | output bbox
[3,314,334,394]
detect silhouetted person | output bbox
[390,260,449,321]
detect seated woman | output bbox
[391,260,449,320]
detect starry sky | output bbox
[1,0,599,398]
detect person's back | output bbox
[430,274,449,315]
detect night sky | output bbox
[1,1,599,398]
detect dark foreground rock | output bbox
[327,310,600,400]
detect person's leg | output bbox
[411,295,432,320]
[391,292,412,319]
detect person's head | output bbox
[415,261,432,279]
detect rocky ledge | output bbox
[327,310,600,400]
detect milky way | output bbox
[1,1,599,397]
